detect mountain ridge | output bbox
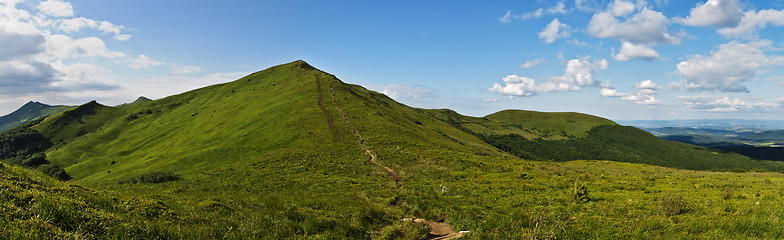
[0,101,73,132]
[4,60,784,238]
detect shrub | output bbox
[572,182,590,203]
[721,189,734,200]
[661,195,689,217]
[120,171,180,184]
[38,164,71,181]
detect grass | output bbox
[4,60,784,238]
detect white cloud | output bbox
[489,75,538,96]
[0,20,45,60]
[678,0,743,28]
[490,57,607,96]
[538,18,571,43]
[501,2,567,22]
[601,79,662,105]
[97,21,122,34]
[49,60,119,91]
[555,58,607,88]
[718,9,784,38]
[588,7,681,45]
[369,85,434,99]
[499,10,511,23]
[113,34,131,41]
[44,34,125,59]
[675,41,782,92]
[482,97,501,103]
[575,0,601,12]
[171,65,202,74]
[613,41,659,61]
[37,0,73,18]
[635,79,660,89]
[128,54,203,74]
[601,87,625,96]
[520,58,545,68]
[57,17,131,39]
[678,95,779,112]
[610,0,637,17]
[58,17,95,32]
[128,54,165,69]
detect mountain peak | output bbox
[21,101,48,108]
[291,60,314,69]
[133,96,152,103]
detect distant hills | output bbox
[619,119,784,131]
[4,60,784,238]
[626,121,784,161]
[0,101,73,132]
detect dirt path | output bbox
[315,74,341,142]
[325,75,464,239]
[327,81,402,187]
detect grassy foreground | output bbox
[5,156,784,239]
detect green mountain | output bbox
[0,101,73,132]
[115,96,153,107]
[5,60,784,238]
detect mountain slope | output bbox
[0,101,73,132]
[10,60,784,238]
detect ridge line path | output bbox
[324,74,465,239]
[326,79,402,187]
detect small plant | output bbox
[572,181,590,203]
[720,189,735,200]
[661,194,689,217]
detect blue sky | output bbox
[2,0,784,120]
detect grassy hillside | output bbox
[483,125,784,171]
[0,101,73,132]
[7,60,784,238]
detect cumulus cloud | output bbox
[49,60,119,91]
[600,87,625,97]
[128,54,165,69]
[677,0,742,27]
[601,79,661,105]
[538,19,571,43]
[678,95,778,112]
[718,9,784,38]
[587,5,681,45]
[500,2,567,22]
[37,0,73,18]
[610,0,637,17]
[0,0,137,98]
[57,17,131,40]
[613,41,659,61]
[675,41,783,92]
[44,35,125,59]
[520,58,545,68]
[635,79,660,89]
[0,20,45,60]
[0,60,57,93]
[490,57,607,96]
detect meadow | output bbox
[3,61,784,239]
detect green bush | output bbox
[120,171,180,184]
[661,195,689,217]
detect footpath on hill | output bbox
[320,73,466,239]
